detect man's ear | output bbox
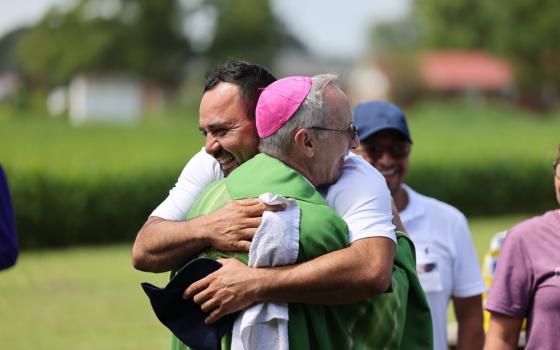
[293,128,316,158]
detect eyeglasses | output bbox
[554,160,560,178]
[360,142,411,159]
[309,123,357,140]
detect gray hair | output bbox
[259,74,340,158]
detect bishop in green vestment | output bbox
[171,75,432,349]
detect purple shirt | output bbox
[485,210,560,350]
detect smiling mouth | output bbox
[217,155,234,165]
[215,154,238,175]
[379,168,397,177]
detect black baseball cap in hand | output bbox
[141,257,238,350]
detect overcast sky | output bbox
[0,0,411,60]
[271,0,410,59]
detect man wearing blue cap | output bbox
[353,101,486,350]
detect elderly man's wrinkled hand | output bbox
[205,198,285,252]
[183,258,263,324]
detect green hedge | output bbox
[11,170,176,248]
[407,161,556,216]
[9,161,556,249]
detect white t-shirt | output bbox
[399,184,486,350]
[152,148,396,244]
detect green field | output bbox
[0,214,532,349]
[0,114,204,178]
[406,102,560,166]
[1,102,559,179]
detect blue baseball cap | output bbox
[141,257,238,350]
[353,101,412,143]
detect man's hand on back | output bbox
[132,199,284,272]
[203,198,285,252]
[184,258,262,324]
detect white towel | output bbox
[230,193,300,350]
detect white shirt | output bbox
[320,153,395,243]
[152,148,396,244]
[399,184,486,350]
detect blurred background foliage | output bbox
[0,0,558,248]
[2,103,558,248]
[16,1,190,87]
[1,0,559,112]
[204,0,300,66]
[6,0,296,89]
[374,0,560,110]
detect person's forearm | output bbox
[454,295,484,350]
[132,216,211,273]
[457,314,485,350]
[186,236,396,324]
[484,336,518,350]
[255,237,395,304]
[133,199,276,273]
[483,313,522,350]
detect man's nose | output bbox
[204,135,220,155]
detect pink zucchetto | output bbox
[256,76,312,138]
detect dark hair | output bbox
[204,59,276,120]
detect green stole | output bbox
[172,153,432,350]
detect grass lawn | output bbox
[0,214,534,349]
[0,244,170,350]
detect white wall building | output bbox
[68,74,142,125]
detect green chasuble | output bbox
[172,154,432,350]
